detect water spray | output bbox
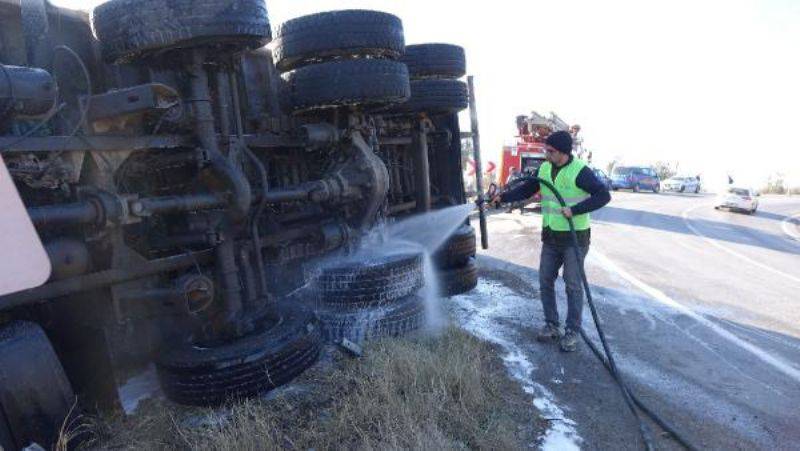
[306,205,474,344]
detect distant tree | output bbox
[762,172,788,194]
[652,161,678,180]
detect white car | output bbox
[715,187,759,214]
[662,176,701,193]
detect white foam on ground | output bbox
[117,363,163,415]
[451,279,582,451]
[591,248,800,383]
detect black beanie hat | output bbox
[546,130,573,154]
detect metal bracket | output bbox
[87,83,180,133]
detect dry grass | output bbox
[90,327,541,450]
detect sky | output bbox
[57,0,800,190]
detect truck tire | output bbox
[315,251,424,309]
[0,321,75,451]
[388,79,468,115]
[283,59,410,113]
[316,295,425,343]
[0,409,13,451]
[433,225,476,269]
[439,258,478,296]
[273,9,405,72]
[156,304,322,406]
[401,43,466,79]
[92,0,271,63]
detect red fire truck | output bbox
[499,111,583,184]
[497,112,584,206]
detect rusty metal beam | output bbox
[0,133,302,153]
[0,135,189,152]
[0,250,215,311]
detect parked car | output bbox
[715,187,759,214]
[662,176,701,193]
[592,167,613,191]
[611,166,660,193]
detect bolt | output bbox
[130,201,144,215]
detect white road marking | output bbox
[591,249,800,384]
[664,317,783,396]
[681,204,800,285]
[718,317,800,353]
[781,213,800,243]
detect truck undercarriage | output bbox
[0,1,478,448]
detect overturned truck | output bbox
[0,0,479,448]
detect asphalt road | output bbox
[462,192,800,450]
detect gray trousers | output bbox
[539,242,589,332]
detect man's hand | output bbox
[485,183,501,208]
[561,207,573,218]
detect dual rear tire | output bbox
[273,14,469,115]
[385,43,469,116]
[434,225,478,296]
[312,251,427,343]
[274,10,410,113]
[156,304,322,407]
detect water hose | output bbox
[500,176,699,451]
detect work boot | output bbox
[560,329,579,352]
[536,323,561,343]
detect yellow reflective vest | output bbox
[538,159,591,231]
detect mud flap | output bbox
[0,155,51,296]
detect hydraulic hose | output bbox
[508,176,698,451]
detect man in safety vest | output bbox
[491,131,611,351]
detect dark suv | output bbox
[611,166,660,193]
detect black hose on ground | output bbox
[529,176,698,451]
[579,329,700,451]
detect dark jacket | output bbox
[499,156,611,246]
